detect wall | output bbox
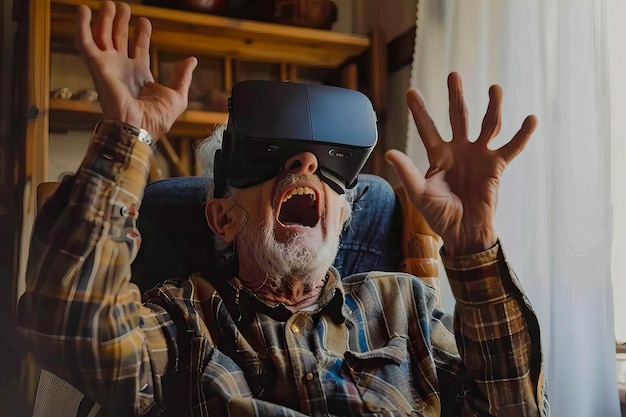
[49,54,93,181]
[351,0,417,180]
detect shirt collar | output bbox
[227,267,346,325]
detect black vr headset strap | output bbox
[213,131,233,198]
[318,167,350,195]
[213,149,226,198]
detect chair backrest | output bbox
[36,182,60,213]
[131,174,403,292]
[36,175,403,291]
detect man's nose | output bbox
[284,152,318,175]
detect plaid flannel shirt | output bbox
[18,121,549,416]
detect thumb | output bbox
[385,149,427,209]
[169,56,198,97]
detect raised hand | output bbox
[75,1,197,139]
[386,72,537,256]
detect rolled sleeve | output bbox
[440,241,548,416]
[18,121,169,414]
[442,242,509,305]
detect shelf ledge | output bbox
[51,0,370,67]
[50,98,227,137]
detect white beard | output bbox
[237,220,340,294]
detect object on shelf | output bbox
[187,89,229,112]
[50,87,72,100]
[203,89,229,113]
[73,89,99,102]
[227,0,273,21]
[142,0,228,15]
[228,0,338,29]
[274,0,338,29]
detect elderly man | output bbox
[19,2,548,416]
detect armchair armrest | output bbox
[394,185,442,308]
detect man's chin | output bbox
[274,231,337,272]
[282,232,324,255]
[237,218,340,291]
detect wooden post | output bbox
[151,49,160,80]
[368,28,387,177]
[16,1,51,413]
[279,63,298,82]
[26,0,51,187]
[179,137,192,176]
[340,63,358,91]
[288,64,298,82]
[157,136,190,177]
[224,56,233,90]
[194,139,203,176]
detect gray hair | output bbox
[196,122,228,201]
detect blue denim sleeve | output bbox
[334,174,402,276]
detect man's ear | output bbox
[205,199,240,244]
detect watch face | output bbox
[136,129,154,147]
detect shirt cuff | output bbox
[441,241,510,305]
[79,120,152,199]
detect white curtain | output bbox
[608,0,626,347]
[407,1,620,416]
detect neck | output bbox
[239,272,328,312]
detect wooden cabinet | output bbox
[26,0,376,187]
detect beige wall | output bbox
[353,0,417,182]
[49,54,93,181]
[353,0,416,40]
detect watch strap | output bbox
[94,120,155,149]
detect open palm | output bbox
[387,73,537,255]
[75,2,197,139]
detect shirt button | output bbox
[305,372,314,381]
[290,324,300,334]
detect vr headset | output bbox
[213,80,378,198]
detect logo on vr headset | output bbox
[214,80,378,198]
[329,149,352,158]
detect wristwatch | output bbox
[93,119,155,149]
[132,125,154,148]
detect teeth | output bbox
[282,186,316,203]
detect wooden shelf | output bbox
[29,0,377,186]
[50,98,227,137]
[50,0,370,67]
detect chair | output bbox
[28,174,440,416]
[131,174,410,292]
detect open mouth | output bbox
[277,186,320,227]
